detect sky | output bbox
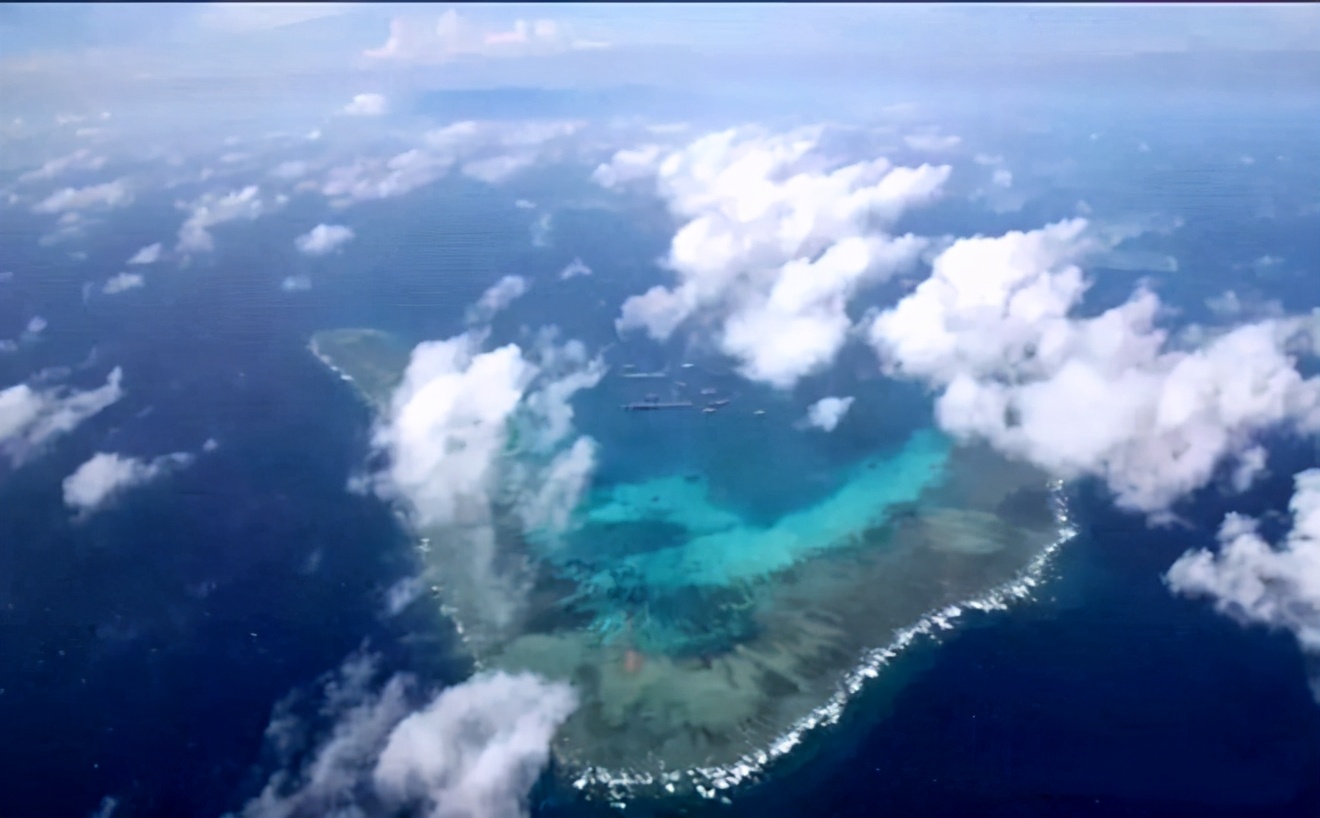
[2,3,1319,124]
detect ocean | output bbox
[1,98,1319,818]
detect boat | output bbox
[708,399,730,408]
[622,400,694,411]
[753,409,766,416]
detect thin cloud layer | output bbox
[1167,469,1320,692]
[294,223,355,256]
[599,126,949,388]
[868,218,1320,515]
[63,450,194,517]
[102,272,144,294]
[364,9,606,64]
[466,275,529,325]
[126,243,163,265]
[317,121,583,208]
[0,368,124,467]
[238,652,576,818]
[559,258,591,280]
[17,149,106,184]
[32,180,131,215]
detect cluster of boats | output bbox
[619,365,763,415]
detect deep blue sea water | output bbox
[1,98,1319,818]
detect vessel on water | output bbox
[622,400,694,411]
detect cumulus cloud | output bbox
[466,275,528,325]
[32,180,131,214]
[343,93,388,117]
[360,308,603,636]
[804,396,855,432]
[868,218,1320,515]
[63,450,194,517]
[365,9,605,64]
[237,651,576,818]
[102,272,144,294]
[0,368,124,466]
[603,126,949,388]
[176,186,281,254]
[373,671,578,818]
[127,243,163,265]
[558,258,591,280]
[294,224,355,256]
[590,144,665,189]
[1167,469,1320,689]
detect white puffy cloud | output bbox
[18,148,106,184]
[127,243,163,265]
[294,223,355,256]
[605,126,949,388]
[868,218,1320,515]
[32,180,131,214]
[373,672,578,818]
[804,396,855,432]
[360,309,603,634]
[373,336,536,529]
[343,93,388,117]
[63,450,194,516]
[590,144,665,189]
[1167,469,1320,670]
[237,652,576,818]
[466,275,528,325]
[0,368,124,466]
[176,186,281,254]
[558,258,591,280]
[102,272,144,294]
[365,9,606,63]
